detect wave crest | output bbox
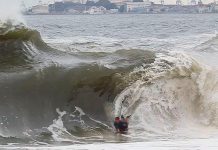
[0,22,52,70]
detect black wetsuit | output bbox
[114,121,119,130]
[118,120,128,132]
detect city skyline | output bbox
[22,0,215,7]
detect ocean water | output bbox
[0,14,218,149]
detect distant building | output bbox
[110,0,128,11]
[85,6,107,14]
[167,5,198,13]
[108,8,119,13]
[110,0,127,3]
[149,4,168,13]
[124,1,151,12]
[49,2,65,12]
[190,0,197,5]
[63,0,73,2]
[176,0,182,5]
[196,0,211,14]
[29,5,49,14]
[63,0,87,4]
[213,3,218,12]
[66,5,87,13]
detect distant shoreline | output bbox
[23,12,218,15]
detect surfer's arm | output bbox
[127,115,131,118]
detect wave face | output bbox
[0,15,218,146]
[0,22,157,143]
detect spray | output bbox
[0,0,25,25]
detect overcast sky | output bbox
[22,0,214,7]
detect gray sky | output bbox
[22,0,214,7]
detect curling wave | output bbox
[114,52,218,139]
[0,21,218,145]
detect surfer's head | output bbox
[115,117,120,120]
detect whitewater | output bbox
[0,7,218,149]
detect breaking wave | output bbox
[0,21,218,145]
[114,52,218,139]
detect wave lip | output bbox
[0,22,54,71]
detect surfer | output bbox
[114,115,131,133]
[114,98,132,133]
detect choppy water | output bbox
[0,14,218,149]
